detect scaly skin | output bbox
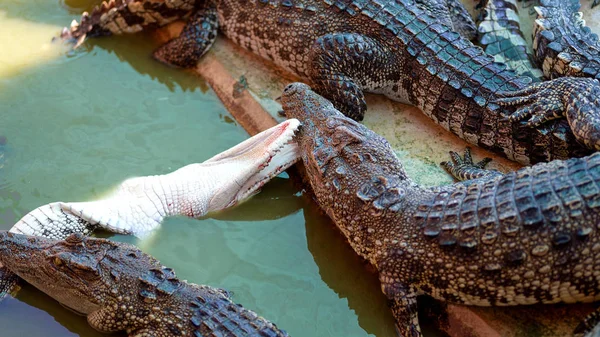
[282,82,600,337]
[533,0,600,79]
[60,0,600,164]
[0,232,289,337]
[475,0,544,80]
[414,0,477,40]
[0,120,300,301]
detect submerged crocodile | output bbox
[59,0,600,164]
[282,82,600,337]
[0,120,300,297]
[0,232,289,337]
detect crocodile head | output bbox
[0,232,290,336]
[201,118,301,212]
[281,82,409,182]
[0,232,116,315]
[281,83,413,247]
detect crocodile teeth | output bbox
[60,27,72,39]
[74,34,87,48]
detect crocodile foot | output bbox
[153,5,218,68]
[496,77,600,150]
[0,265,20,300]
[574,306,600,337]
[441,147,501,181]
[496,79,569,127]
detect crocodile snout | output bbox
[283,82,311,96]
[0,231,52,260]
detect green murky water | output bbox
[0,1,406,336]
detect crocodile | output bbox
[281,82,600,337]
[59,0,600,165]
[533,0,600,79]
[0,119,300,297]
[475,0,544,80]
[0,231,289,337]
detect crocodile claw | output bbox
[441,147,499,181]
[496,77,600,150]
[495,80,565,128]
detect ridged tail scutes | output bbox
[189,286,290,337]
[59,0,196,47]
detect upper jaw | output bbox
[233,139,300,204]
[0,231,54,259]
[280,83,337,127]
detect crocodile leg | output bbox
[152,4,219,68]
[0,266,19,299]
[307,33,395,121]
[129,329,156,337]
[495,77,600,150]
[575,307,600,337]
[415,0,477,40]
[381,281,421,337]
[475,0,543,80]
[446,0,478,40]
[441,147,502,181]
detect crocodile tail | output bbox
[60,0,196,47]
[186,285,291,337]
[475,0,544,81]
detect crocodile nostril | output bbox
[283,84,299,95]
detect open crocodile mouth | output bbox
[205,119,302,209]
[236,136,300,202]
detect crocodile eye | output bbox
[65,233,85,244]
[53,257,63,266]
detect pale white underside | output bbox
[9,119,301,238]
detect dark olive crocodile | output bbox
[0,232,289,337]
[60,0,600,164]
[533,0,600,79]
[282,82,600,337]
